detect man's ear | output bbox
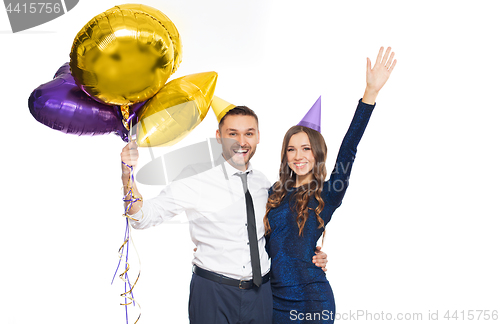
[216,129,222,144]
[257,130,260,144]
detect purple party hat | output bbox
[297,96,321,133]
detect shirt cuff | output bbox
[126,207,144,222]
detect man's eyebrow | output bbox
[226,128,256,132]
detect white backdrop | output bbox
[1,1,499,323]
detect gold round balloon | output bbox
[118,4,182,73]
[69,4,182,107]
[136,72,218,147]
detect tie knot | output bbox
[236,172,249,192]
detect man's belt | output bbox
[192,264,270,289]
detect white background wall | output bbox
[1,0,499,323]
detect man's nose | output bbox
[236,134,247,146]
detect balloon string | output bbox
[111,162,142,324]
[121,105,131,131]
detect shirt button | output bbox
[245,223,247,226]
[247,242,249,245]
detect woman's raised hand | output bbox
[362,46,397,104]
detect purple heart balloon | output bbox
[28,63,131,141]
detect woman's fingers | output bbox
[388,58,397,73]
[380,46,391,66]
[385,51,395,69]
[375,46,384,65]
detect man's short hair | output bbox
[218,106,259,129]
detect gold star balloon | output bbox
[135,72,218,147]
[69,4,182,108]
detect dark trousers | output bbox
[188,273,273,324]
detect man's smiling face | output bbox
[216,115,260,171]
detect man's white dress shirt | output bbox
[128,156,271,280]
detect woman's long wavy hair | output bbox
[264,126,328,239]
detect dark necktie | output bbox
[237,172,262,287]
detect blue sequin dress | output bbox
[266,100,375,323]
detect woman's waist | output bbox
[270,262,327,287]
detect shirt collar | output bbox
[217,154,254,176]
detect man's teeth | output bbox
[234,149,249,153]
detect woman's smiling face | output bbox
[286,131,315,182]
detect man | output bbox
[121,106,327,324]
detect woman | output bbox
[264,47,396,323]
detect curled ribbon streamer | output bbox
[121,105,131,131]
[111,158,142,324]
[120,218,141,322]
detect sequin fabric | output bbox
[266,100,375,322]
